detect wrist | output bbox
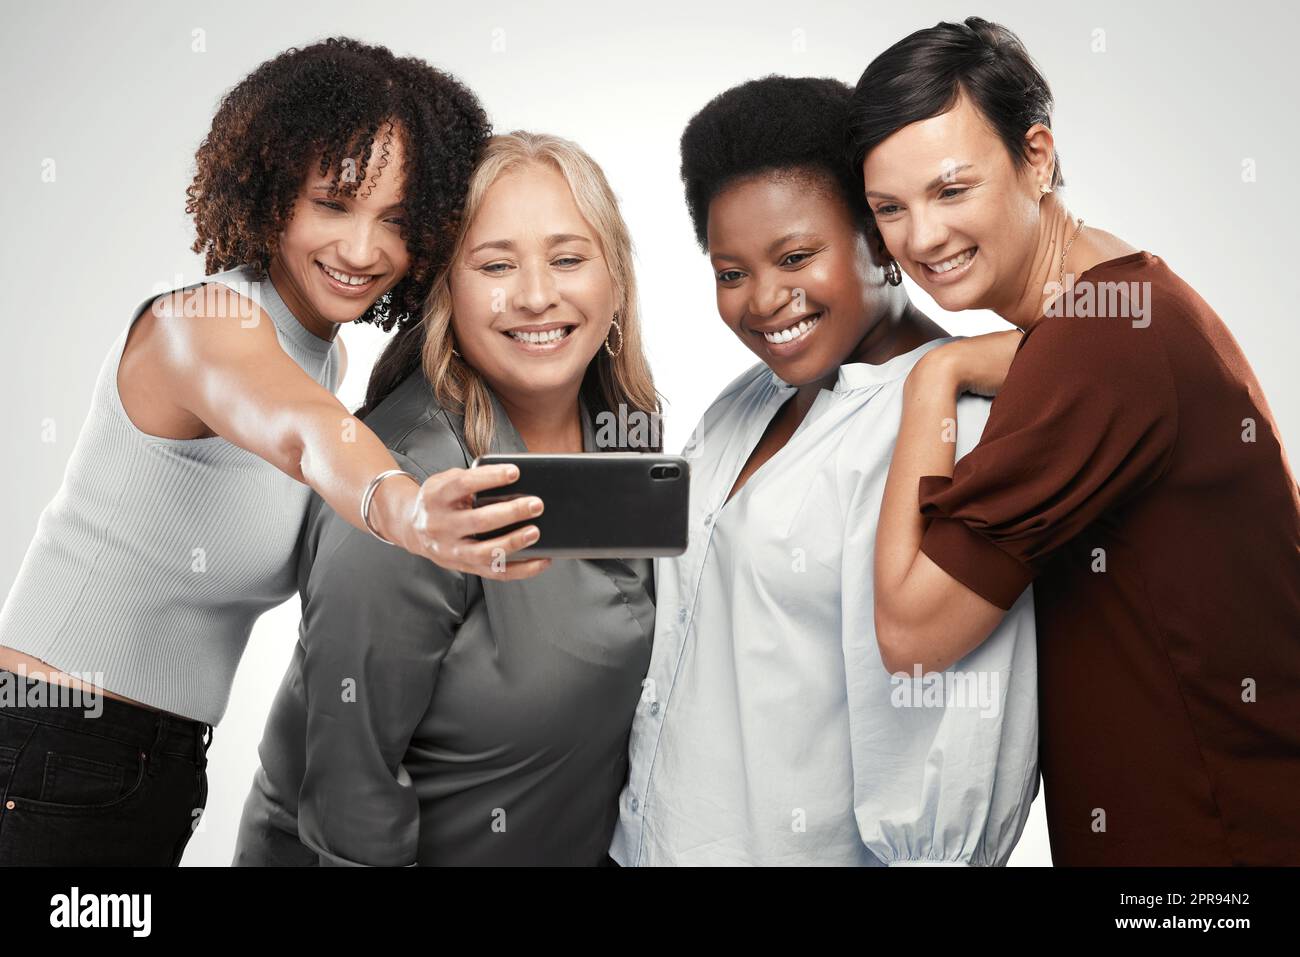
[909,347,964,396]
[369,472,420,550]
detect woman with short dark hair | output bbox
[857,17,1300,865]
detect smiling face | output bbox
[707,171,887,386]
[272,122,413,333]
[449,161,616,404]
[862,90,1045,315]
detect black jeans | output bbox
[0,669,211,866]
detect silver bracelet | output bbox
[361,469,416,546]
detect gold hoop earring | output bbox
[604,313,623,358]
[1039,182,1053,195]
[885,259,903,286]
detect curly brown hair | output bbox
[185,36,492,331]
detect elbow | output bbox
[880,643,921,678]
[274,427,310,485]
[874,604,922,676]
[880,650,911,677]
[271,399,340,485]
[288,399,360,487]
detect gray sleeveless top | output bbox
[0,265,340,725]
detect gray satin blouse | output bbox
[232,371,655,866]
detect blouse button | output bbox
[629,796,640,813]
[649,701,661,716]
[677,608,687,624]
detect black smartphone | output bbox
[470,452,689,558]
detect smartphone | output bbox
[470,452,689,558]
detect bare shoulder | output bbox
[120,281,275,439]
[141,281,278,366]
[118,281,280,432]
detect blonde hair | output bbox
[381,131,660,459]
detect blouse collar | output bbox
[768,336,961,394]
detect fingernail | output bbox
[525,528,540,543]
[529,498,543,515]
[507,466,519,480]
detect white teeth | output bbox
[321,262,375,285]
[508,326,572,345]
[925,248,976,273]
[763,313,821,344]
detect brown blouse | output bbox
[918,251,1300,865]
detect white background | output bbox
[2,0,1297,866]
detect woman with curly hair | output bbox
[0,38,537,866]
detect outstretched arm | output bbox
[150,284,548,578]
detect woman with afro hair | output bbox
[610,75,1039,866]
[0,38,542,865]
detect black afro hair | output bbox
[679,74,873,252]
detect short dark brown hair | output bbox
[185,36,491,331]
[848,17,1064,190]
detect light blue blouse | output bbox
[610,338,1039,866]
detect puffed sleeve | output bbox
[919,313,1179,610]
[844,393,1040,865]
[295,451,466,867]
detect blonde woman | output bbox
[233,133,661,866]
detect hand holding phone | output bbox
[407,463,552,580]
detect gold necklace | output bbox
[1059,217,1085,290]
